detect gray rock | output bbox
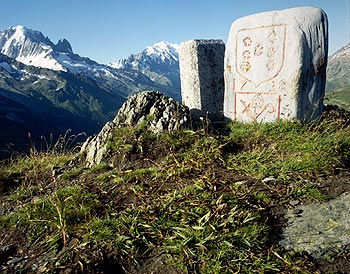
[113,91,191,132]
[81,91,196,167]
[80,121,116,168]
[280,193,350,259]
[134,251,185,274]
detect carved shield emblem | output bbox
[236,25,286,87]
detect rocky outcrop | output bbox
[80,121,116,168]
[113,91,191,132]
[81,91,197,167]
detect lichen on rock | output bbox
[280,193,350,259]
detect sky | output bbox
[0,0,349,64]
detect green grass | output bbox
[1,185,100,250]
[1,116,349,273]
[226,120,350,180]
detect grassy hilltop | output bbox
[1,109,350,273]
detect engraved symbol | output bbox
[240,61,251,73]
[266,47,277,72]
[240,50,251,72]
[240,94,277,119]
[268,30,277,43]
[236,25,286,86]
[243,37,252,47]
[266,60,276,72]
[242,50,251,59]
[254,43,264,56]
[233,25,287,122]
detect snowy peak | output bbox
[0,25,66,71]
[145,41,179,62]
[0,25,107,74]
[108,41,181,100]
[0,25,181,100]
[1,25,45,54]
[109,41,179,69]
[2,25,52,47]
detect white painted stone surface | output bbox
[179,39,225,120]
[224,7,328,122]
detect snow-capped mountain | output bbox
[0,26,64,70]
[0,25,107,73]
[0,26,181,99]
[110,41,179,70]
[109,41,181,100]
[0,25,163,98]
[0,25,74,71]
[0,25,182,156]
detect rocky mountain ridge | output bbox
[0,25,163,97]
[325,42,350,108]
[0,25,180,99]
[326,42,350,92]
[1,25,74,71]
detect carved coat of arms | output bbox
[235,25,286,87]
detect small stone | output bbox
[289,199,300,206]
[262,176,276,183]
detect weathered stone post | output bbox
[224,7,328,122]
[179,39,225,120]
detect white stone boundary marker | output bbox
[179,39,225,120]
[224,7,328,122]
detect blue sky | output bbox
[1,0,349,64]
